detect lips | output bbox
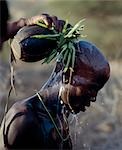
[66,95,95,114]
[73,105,86,114]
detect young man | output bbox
[0,40,110,149]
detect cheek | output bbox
[60,85,77,104]
[69,96,83,106]
[75,87,82,96]
[67,85,86,97]
[60,84,84,104]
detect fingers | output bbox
[26,13,66,32]
[41,14,52,28]
[51,16,66,32]
[42,14,64,31]
[26,14,52,27]
[51,16,58,30]
[58,20,65,32]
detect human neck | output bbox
[38,66,63,104]
[39,84,61,103]
[36,84,63,116]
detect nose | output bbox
[90,97,96,102]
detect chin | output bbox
[66,103,87,114]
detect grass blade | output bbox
[65,19,85,38]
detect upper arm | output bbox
[7,110,38,149]
[0,101,39,149]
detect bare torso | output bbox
[0,95,72,149]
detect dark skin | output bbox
[0,85,72,149]
[6,14,64,40]
[0,40,110,149]
[0,2,110,148]
[0,13,64,49]
[0,2,70,149]
[58,41,110,113]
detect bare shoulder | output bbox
[6,95,37,123]
[0,96,38,149]
[6,96,37,127]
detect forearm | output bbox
[6,18,27,41]
[5,15,50,41]
[3,14,64,42]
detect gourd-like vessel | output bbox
[11,25,57,62]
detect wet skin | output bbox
[0,40,110,149]
[58,41,110,113]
